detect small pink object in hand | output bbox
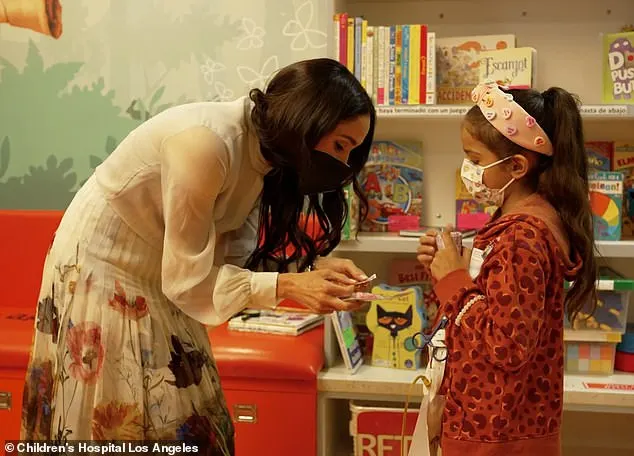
[343,292,384,302]
[435,232,463,251]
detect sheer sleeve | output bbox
[160,126,278,326]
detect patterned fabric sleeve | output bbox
[160,126,278,326]
[434,223,551,372]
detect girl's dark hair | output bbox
[464,87,597,322]
[244,58,375,273]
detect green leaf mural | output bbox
[0,137,9,179]
[0,141,76,209]
[0,41,141,208]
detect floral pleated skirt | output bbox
[20,176,235,455]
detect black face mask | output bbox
[298,149,353,195]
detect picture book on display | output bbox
[588,170,624,241]
[436,34,516,104]
[478,47,536,89]
[360,141,424,232]
[602,31,634,104]
[613,142,634,238]
[331,311,364,373]
[365,284,426,370]
[227,310,323,336]
[586,141,614,171]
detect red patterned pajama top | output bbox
[433,194,582,456]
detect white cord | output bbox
[455,294,486,326]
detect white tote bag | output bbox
[406,328,447,456]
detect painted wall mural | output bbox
[0,0,331,209]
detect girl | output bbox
[417,81,597,456]
[21,58,374,453]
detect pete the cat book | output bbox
[603,31,634,104]
[365,285,425,370]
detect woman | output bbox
[21,58,376,454]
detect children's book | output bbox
[227,310,323,336]
[586,141,614,171]
[478,47,536,89]
[360,141,424,232]
[365,284,425,370]
[387,258,438,325]
[436,34,516,104]
[602,31,634,104]
[613,142,634,238]
[342,183,360,240]
[455,168,497,230]
[331,311,364,373]
[588,170,624,241]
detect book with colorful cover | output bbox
[401,24,410,104]
[365,284,425,370]
[388,26,396,105]
[331,311,364,373]
[436,34,516,104]
[613,142,634,238]
[394,25,403,105]
[478,47,536,89]
[342,183,360,240]
[455,168,496,230]
[359,141,424,232]
[586,141,614,171]
[588,170,624,241]
[388,258,438,326]
[602,31,634,104]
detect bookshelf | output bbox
[320,1,634,455]
[335,233,634,257]
[376,104,634,119]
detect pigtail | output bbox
[538,87,598,323]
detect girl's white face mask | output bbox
[460,157,515,207]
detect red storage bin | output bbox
[0,308,37,443]
[209,323,324,456]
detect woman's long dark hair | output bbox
[464,87,597,323]
[244,58,376,273]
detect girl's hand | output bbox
[314,256,368,282]
[416,229,440,269]
[277,270,363,313]
[430,227,472,282]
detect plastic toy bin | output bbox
[565,267,633,334]
[564,268,633,375]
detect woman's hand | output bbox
[430,228,471,282]
[277,270,364,313]
[314,256,368,282]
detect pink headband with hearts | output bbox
[471,81,554,156]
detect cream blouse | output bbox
[94,96,279,326]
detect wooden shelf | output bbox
[375,104,634,120]
[318,363,634,413]
[336,233,634,258]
